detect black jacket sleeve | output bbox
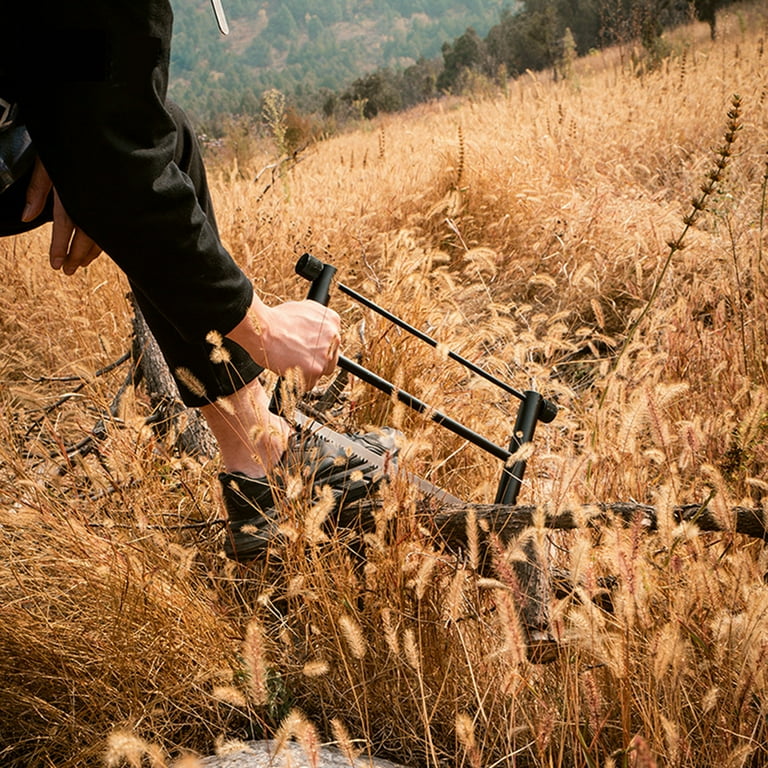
[6,0,253,343]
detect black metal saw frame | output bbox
[271,253,558,507]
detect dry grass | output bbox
[3,5,768,766]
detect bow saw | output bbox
[270,253,558,509]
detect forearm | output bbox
[225,295,273,368]
[8,2,253,342]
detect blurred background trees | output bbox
[169,0,735,134]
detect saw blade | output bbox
[210,0,229,35]
[294,411,464,506]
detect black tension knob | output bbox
[295,252,324,281]
[295,253,336,305]
[539,399,558,424]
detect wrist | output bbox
[227,295,272,369]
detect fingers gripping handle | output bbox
[268,255,337,415]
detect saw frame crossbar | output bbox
[273,253,558,506]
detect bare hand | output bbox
[227,296,342,390]
[22,158,102,275]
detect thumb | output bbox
[22,157,53,222]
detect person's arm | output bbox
[13,5,251,342]
[10,3,340,387]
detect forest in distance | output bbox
[169,0,507,121]
[169,0,731,127]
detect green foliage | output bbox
[342,71,403,118]
[266,5,299,39]
[437,27,491,92]
[485,0,601,76]
[168,0,505,123]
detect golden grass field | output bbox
[3,5,768,766]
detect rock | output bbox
[193,740,409,768]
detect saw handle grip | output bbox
[296,252,336,305]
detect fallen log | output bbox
[430,501,768,549]
[129,294,217,460]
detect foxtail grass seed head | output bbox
[284,473,304,501]
[477,577,511,590]
[105,730,163,768]
[174,367,207,400]
[278,368,303,414]
[466,507,479,571]
[331,718,360,763]
[455,712,482,768]
[488,533,523,601]
[286,574,306,600]
[206,330,231,364]
[298,717,321,768]
[591,297,605,329]
[403,627,421,671]
[661,715,685,768]
[338,613,367,659]
[443,567,467,624]
[304,484,333,544]
[455,712,476,750]
[243,618,268,705]
[212,686,247,708]
[215,395,236,416]
[302,659,330,677]
[413,553,437,600]
[171,756,204,768]
[214,737,252,756]
[581,669,604,739]
[534,704,555,761]
[702,686,720,713]
[456,123,465,187]
[381,607,400,655]
[505,441,534,469]
[494,589,527,666]
[273,709,309,758]
[629,734,658,768]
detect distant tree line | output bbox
[335,0,733,120]
[169,0,505,126]
[181,0,735,141]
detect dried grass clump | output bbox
[0,461,266,767]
